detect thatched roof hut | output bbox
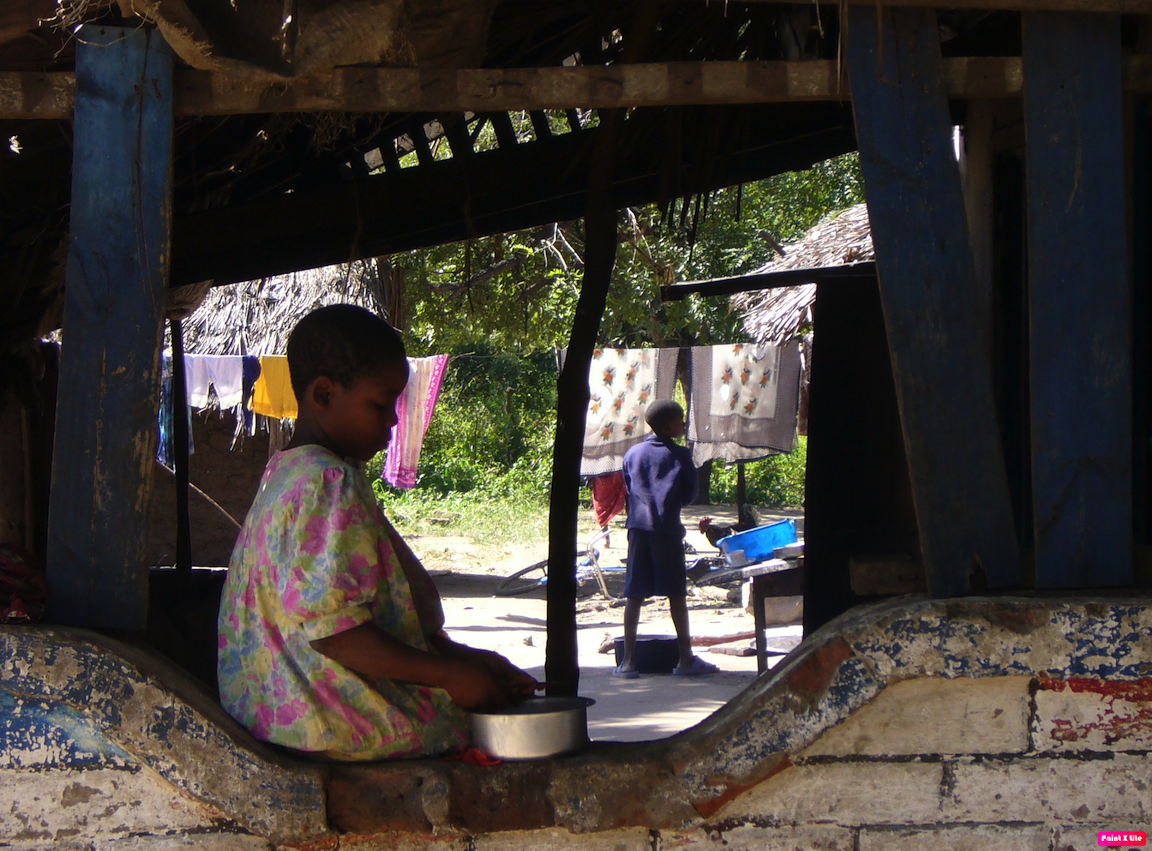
[177,261,392,357]
[733,203,872,346]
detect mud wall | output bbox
[146,411,269,566]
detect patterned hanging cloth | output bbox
[578,347,678,476]
[686,341,802,465]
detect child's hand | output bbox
[467,648,539,703]
[443,660,515,712]
[428,634,540,707]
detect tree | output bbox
[396,152,863,356]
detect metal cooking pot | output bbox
[471,696,595,760]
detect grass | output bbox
[376,485,609,550]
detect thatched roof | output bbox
[178,262,387,356]
[733,203,872,346]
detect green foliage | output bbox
[708,437,807,508]
[369,342,558,504]
[398,152,864,354]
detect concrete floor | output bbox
[436,505,804,743]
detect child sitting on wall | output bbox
[217,304,536,760]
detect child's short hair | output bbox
[645,399,684,432]
[286,304,406,399]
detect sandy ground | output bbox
[404,505,805,743]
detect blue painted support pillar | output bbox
[846,6,1022,596]
[1023,13,1132,588]
[46,27,173,629]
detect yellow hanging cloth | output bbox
[249,355,298,419]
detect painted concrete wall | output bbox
[1,597,1149,850]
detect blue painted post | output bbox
[1023,13,1132,588]
[46,26,173,629]
[846,6,1022,596]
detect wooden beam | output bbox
[661,261,875,300]
[46,26,172,630]
[9,56,1152,119]
[847,6,1022,597]
[1023,12,1132,587]
[0,70,74,118]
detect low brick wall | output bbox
[1,596,1148,850]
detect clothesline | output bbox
[157,352,450,490]
[579,341,802,475]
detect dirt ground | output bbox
[403,504,805,743]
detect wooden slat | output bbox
[0,70,74,117]
[1023,12,1132,588]
[847,6,1022,597]
[9,55,1152,120]
[170,105,857,287]
[45,26,172,629]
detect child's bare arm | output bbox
[429,632,539,696]
[310,623,512,710]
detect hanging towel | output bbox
[241,356,261,433]
[686,341,802,465]
[578,347,678,476]
[589,471,626,528]
[157,353,193,466]
[185,354,246,409]
[383,355,450,489]
[250,355,298,420]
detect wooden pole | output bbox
[170,319,193,580]
[736,461,747,514]
[545,111,621,698]
[1023,12,1132,587]
[846,6,1021,596]
[545,2,657,696]
[45,26,173,629]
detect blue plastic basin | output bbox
[717,519,798,565]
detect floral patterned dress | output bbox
[217,445,469,760]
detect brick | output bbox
[717,761,943,825]
[666,824,854,850]
[944,755,1152,823]
[1034,680,1152,754]
[339,834,467,851]
[0,768,215,842]
[800,677,1030,758]
[473,827,652,851]
[97,836,274,850]
[859,823,1050,851]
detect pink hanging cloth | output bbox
[383,355,450,489]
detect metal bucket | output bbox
[471,696,595,760]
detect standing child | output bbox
[614,399,719,678]
[218,304,536,761]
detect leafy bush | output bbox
[368,343,558,507]
[708,437,806,508]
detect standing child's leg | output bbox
[616,529,652,678]
[668,595,694,669]
[670,594,720,676]
[615,597,644,677]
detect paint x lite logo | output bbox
[1099,831,1147,847]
